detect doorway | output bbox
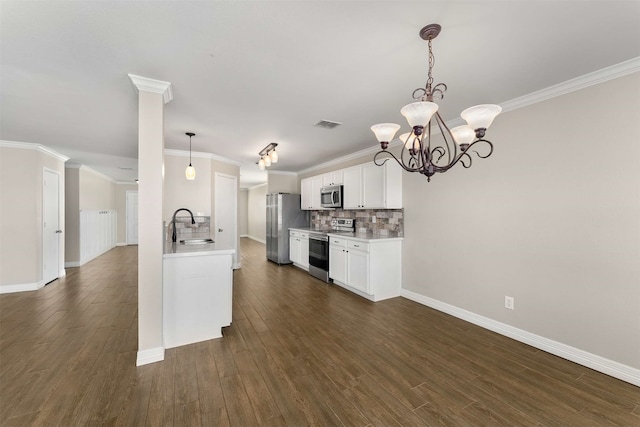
[43,168,60,285]
[126,190,139,245]
[215,173,238,268]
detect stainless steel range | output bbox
[308,218,355,282]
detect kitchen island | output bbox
[163,241,235,349]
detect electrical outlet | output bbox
[505,296,515,310]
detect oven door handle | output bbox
[309,234,328,242]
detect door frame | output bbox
[126,190,139,245]
[214,172,238,268]
[42,167,62,285]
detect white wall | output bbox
[402,72,640,372]
[268,171,297,193]
[163,153,211,220]
[247,184,267,243]
[115,183,138,244]
[239,188,248,236]
[65,165,117,265]
[79,167,115,210]
[0,145,66,288]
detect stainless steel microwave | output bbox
[320,185,343,208]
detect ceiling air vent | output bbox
[314,119,342,129]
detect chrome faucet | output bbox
[171,208,196,242]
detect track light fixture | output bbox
[257,142,278,170]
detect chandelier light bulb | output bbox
[400,101,439,128]
[269,149,278,163]
[460,104,502,132]
[370,123,401,143]
[399,132,421,151]
[258,158,265,170]
[264,154,271,167]
[450,125,476,146]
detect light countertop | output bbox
[289,227,403,242]
[163,241,235,258]
[327,232,403,242]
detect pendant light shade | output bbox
[185,164,196,180]
[269,149,278,163]
[185,132,196,180]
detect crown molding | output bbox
[0,140,70,162]
[297,144,381,175]
[500,56,640,113]
[164,149,242,166]
[74,164,116,183]
[267,170,297,176]
[128,74,173,104]
[248,182,268,191]
[298,57,640,176]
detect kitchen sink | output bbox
[179,238,214,245]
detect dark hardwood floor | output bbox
[1,238,638,426]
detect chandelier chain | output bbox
[426,39,434,95]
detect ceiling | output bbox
[2,1,639,187]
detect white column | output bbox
[128,74,173,366]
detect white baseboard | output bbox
[240,234,249,238]
[136,346,165,366]
[247,235,266,244]
[401,289,640,387]
[58,269,66,277]
[116,242,127,246]
[0,280,44,294]
[65,261,81,268]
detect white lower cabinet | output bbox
[163,251,233,349]
[289,230,309,270]
[329,235,402,301]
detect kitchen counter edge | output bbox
[163,242,235,258]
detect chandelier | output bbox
[257,142,278,170]
[370,24,501,182]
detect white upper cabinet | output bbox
[322,170,343,187]
[300,175,325,210]
[343,161,402,209]
[301,161,401,210]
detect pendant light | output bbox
[185,132,196,180]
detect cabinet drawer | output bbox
[290,230,308,239]
[346,240,369,252]
[329,237,347,247]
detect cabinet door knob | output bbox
[218,228,223,232]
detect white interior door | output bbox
[43,169,60,285]
[215,173,238,268]
[126,191,139,245]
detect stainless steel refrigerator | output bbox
[266,193,309,264]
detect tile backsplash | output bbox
[311,209,403,236]
[165,216,211,242]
